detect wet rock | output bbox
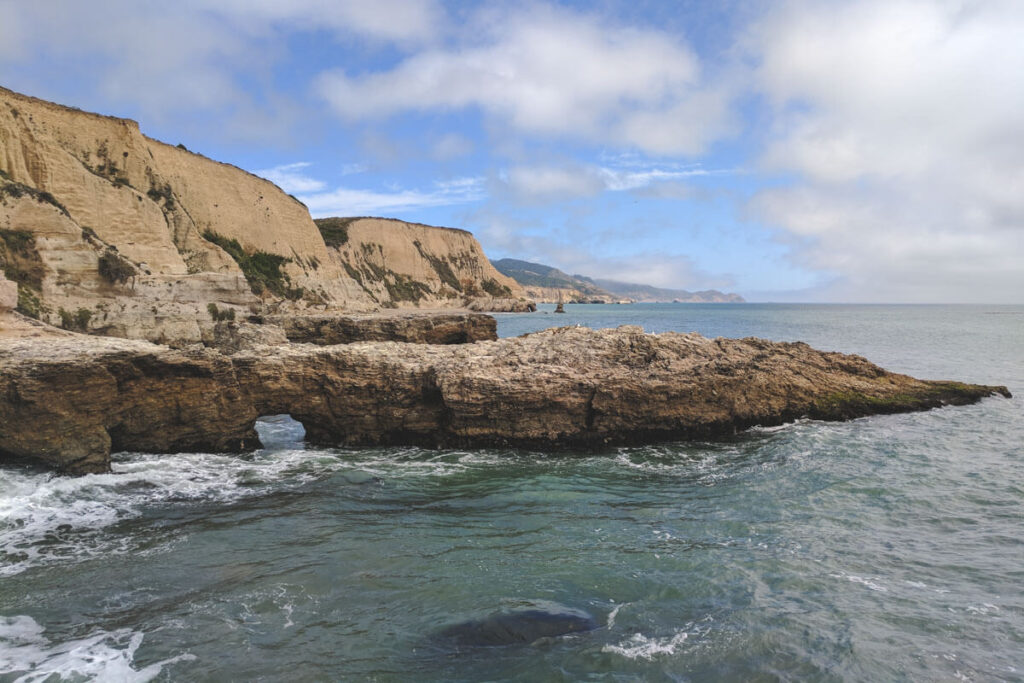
[433,606,599,648]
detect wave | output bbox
[602,629,691,660]
[0,615,192,682]
[0,446,344,577]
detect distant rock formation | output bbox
[0,323,1009,474]
[492,258,743,303]
[0,87,530,345]
[592,278,745,303]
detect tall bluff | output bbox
[318,217,528,311]
[0,87,528,343]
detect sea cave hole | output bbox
[255,414,307,451]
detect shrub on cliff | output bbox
[202,230,303,300]
[98,248,136,284]
[58,307,93,331]
[0,228,48,319]
[207,303,236,322]
[481,278,512,297]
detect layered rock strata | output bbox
[0,87,532,344]
[264,311,497,345]
[0,325,1009,474]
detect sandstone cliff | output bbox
[316,217,528,311]
[0,324,1009,473]
[0,87,529,343]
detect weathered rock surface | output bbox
[0,325,1009,474]
[199,320,288,355]
[320,217,530,311]
[465,297,537,313]
[0,273,16,310]
[0,336,258,474]
[264,311,497,345]
[0,88,532,343]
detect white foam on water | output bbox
[831,573,889,592]
[606,602,630,628]
[602,629,690,660]
[0,446,347,577]
[0,615,193,682]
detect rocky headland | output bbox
[0,319,1009,474]
[0,87,1012,476]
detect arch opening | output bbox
[254,414,306,451]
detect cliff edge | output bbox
[0,87,530,343]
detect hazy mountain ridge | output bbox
[493,258,744,303]
[590,278,745,303]
[491,258,618,303]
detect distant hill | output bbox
[591,278,745,303]
[493,258,744,303]
[491,259,617,303]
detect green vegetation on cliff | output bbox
[202,230,303,299]
[0,228,47,318]
[314,217,356,248]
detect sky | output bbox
[1,0,1022,302]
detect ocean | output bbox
[1,304,1022,681]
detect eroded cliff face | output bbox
[319,217,527,310]
[0,87,528,342]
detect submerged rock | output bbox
[433,606,599,648]
[0,324,1011,473]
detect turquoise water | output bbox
[2,304,1022,681]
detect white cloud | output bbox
[316,5,735,155]
[748,0,1024,302]
[431,133,474,161]
[496,162,719,203]
[255,162,327,194]
[200,0,443,43]
[0,0,442,134]
[299,177,485,217]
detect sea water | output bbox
[1,304,1021,681]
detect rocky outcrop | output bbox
[0,88,531,343]
[264,311,497,345]
[0,325,1010,474]
[0,273,16,310]
[0,335,258,473]
[465,297,536,313]
[199,320,289,355]
[320,217,530,311]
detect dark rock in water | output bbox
[434,607,599,648]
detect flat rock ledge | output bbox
[0,326,1010,474]
[262,311,497,345]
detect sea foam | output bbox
[0,615,193,682]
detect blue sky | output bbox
[1,0,1022,302]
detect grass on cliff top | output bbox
[202,229,303,300]
[314,217,357,248]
